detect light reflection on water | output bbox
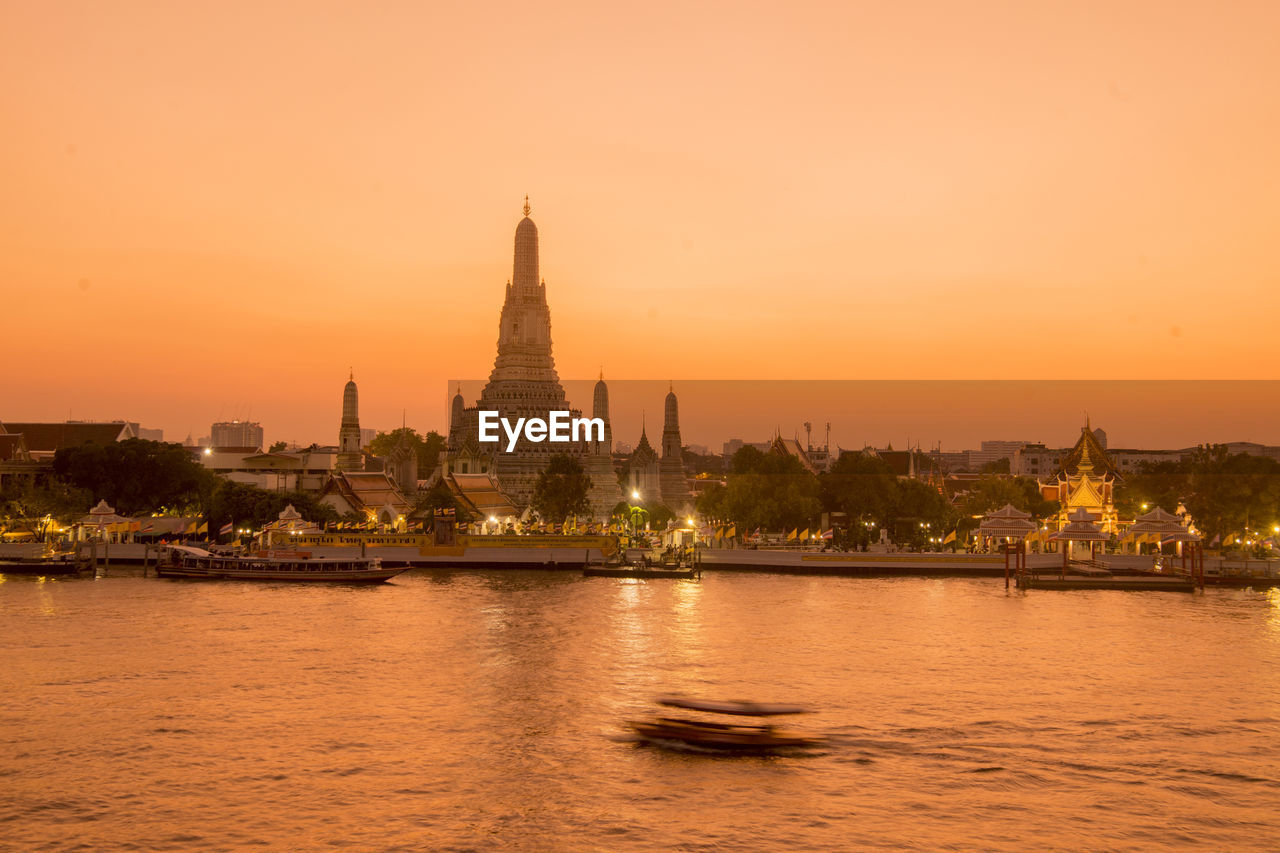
[1,571,1279,851]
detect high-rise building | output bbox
[210,420,263,450]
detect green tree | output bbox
[820,453,898,532]
[52,439,211,516]
[695,482,727,519]
[954,475,1056,541]
[646,502,677,529]
[268,440,288,453]
[682,448,725,477]
[893,479,957,547]
[1115,460,1186,520]
[1183,446,1280,544]
[367,428,447,479]
[207,481,340,531]
[1118,445,1280,546]
[709,446,822,531]
[530,454,592,523]
[0,480,94,538]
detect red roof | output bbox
[0,434,30,462]
[0,422,131,453]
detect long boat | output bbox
[583,566,698,578]
[155,545,408,583]
[0,553,86,576]
[627,695,824,752]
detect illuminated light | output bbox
[203,448,212,456]
[631,490,640,501]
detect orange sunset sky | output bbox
[2,1,1278,449]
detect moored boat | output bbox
[583,567,699,578]
[0,553,86,576]
[155,545,408,583]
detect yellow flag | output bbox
[727,524,736,538]
[787,528,797,541]
[944,530,956,544]
[800,528,810,541]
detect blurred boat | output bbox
[627,695,824,752]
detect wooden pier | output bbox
[1018,573,1196,592]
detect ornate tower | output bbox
[444,199,588,508]
[593,372,613,453]
[585,372,622,518]
[387,415,418,498]
[628,416,661,502]
[659,384,693,513]
[490,196,560,387]
[337,371,363,471]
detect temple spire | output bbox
[523,194,531,217]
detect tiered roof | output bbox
[321,471,410,517]
[977,504,1038,539]
[1127,506,1200,542]
[446,472,519,519]
[1055,423,1121,481]
[1049,507,1111,541]
[770,434,818,475]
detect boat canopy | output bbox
[656,695,810,716]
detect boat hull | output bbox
[627,720,822,751]
[155,566,409,582]
[583,567,698,579]
[0,560,84,576]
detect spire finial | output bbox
[523,195,530,217]
[599,366,604,381]
[349,367,353,381]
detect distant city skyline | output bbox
[15,380,1279,459]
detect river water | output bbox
[2,570,1279,851]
